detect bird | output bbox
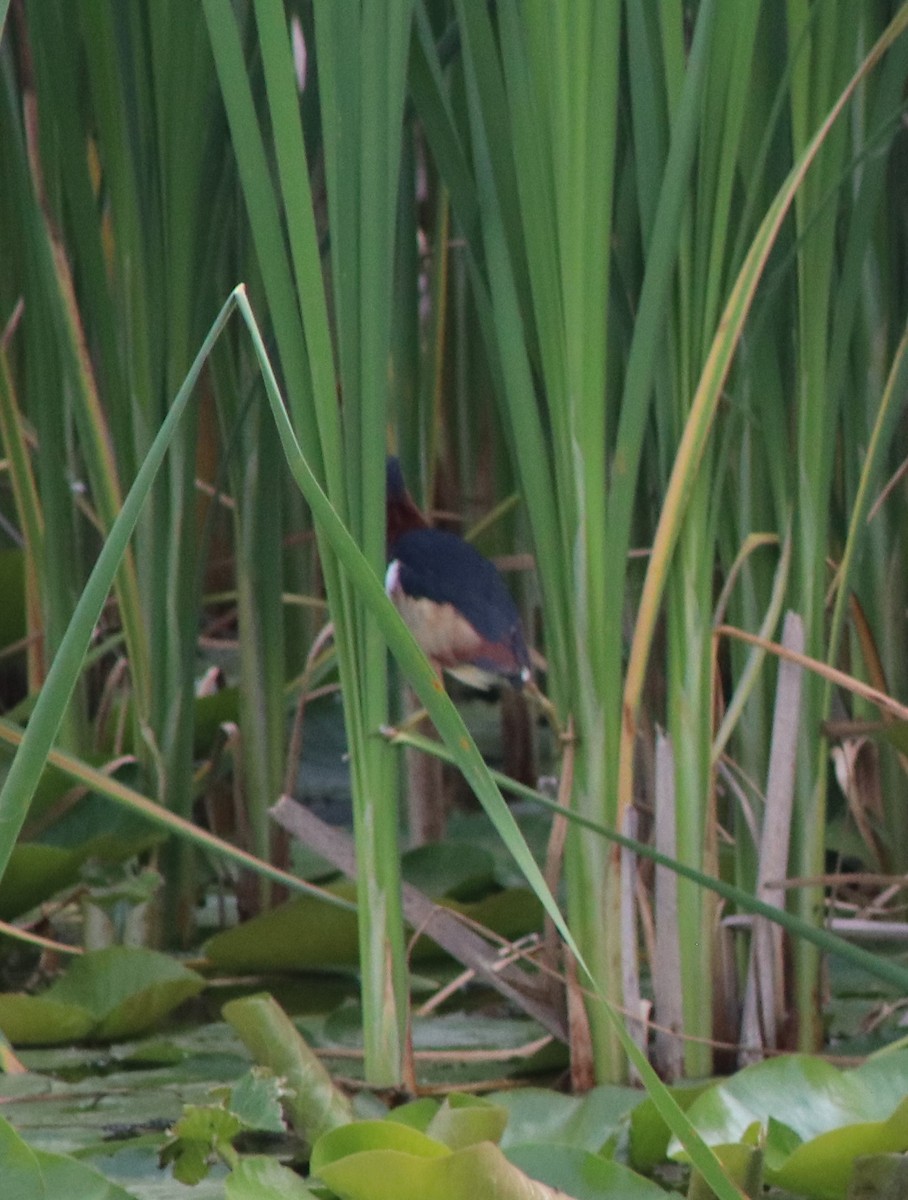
[385,457,532,689]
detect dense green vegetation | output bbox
[1,1,908,1195]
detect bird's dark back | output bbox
[391,527,520,643]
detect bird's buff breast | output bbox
[385,560,481,667]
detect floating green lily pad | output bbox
[507,1142,669,1199]
[313,1134,578,1200]
[0,1112,135,1200]
[203,883,542,972]
[669,1051,908,1199]
[0,948,206,1046]
[493,1082,643,1153]
[225,1155,318,1198]
[0,993,96,1047]
[0,842,84,921]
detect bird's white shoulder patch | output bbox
[385,559,402,597]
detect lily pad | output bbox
[225,1155,317,1198]
[204,882,360,971]
[426,1094,509,1150]
[203,883,542,972]
[0,1112,135,1200]
[311,1119,450,1172]
[493,1083,642,1153]
[53,947,206,1041]
[315,1136,570,1200]
[0,842,84,920]
[507,1143,668,1199]
[0,993,97,1047]
[401,841,497,900]
[670,1052,908,1199]
[774,1099,908,1198]
[0,948,207,1045]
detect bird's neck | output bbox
[387,495,428,548]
